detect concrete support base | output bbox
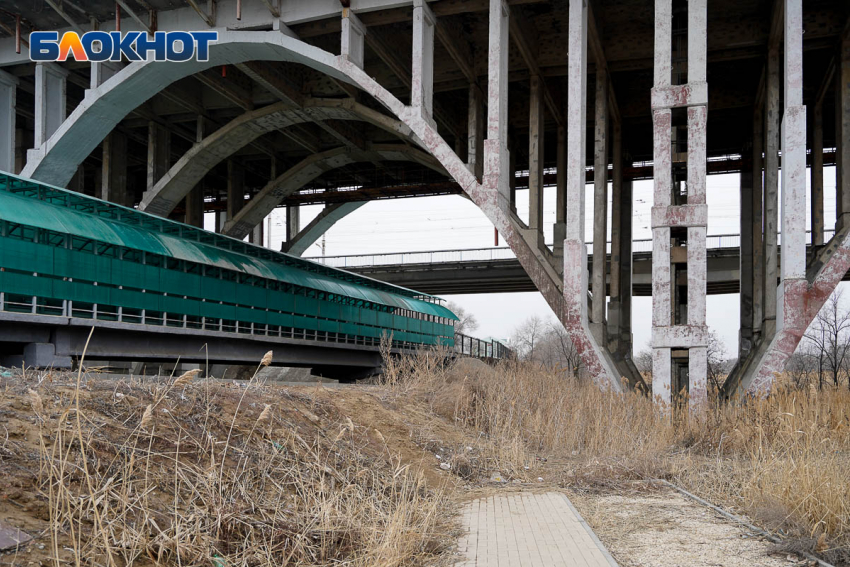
[1,343,73,369]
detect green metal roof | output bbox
[0,173,457,321]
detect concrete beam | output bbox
[284,202,366,256]
[286,204,300,242]
[0,69,17,173]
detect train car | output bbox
[0,172,457,353]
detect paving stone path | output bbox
[455,492,618,567]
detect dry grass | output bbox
[387,354,850,564]
[5,362,455,567]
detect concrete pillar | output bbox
[763,46,780,337]
[838,35,850,230]
[752,102,765,340]
[528,74,544,235]
[483,0,511,205]
[34,63,68,148]
[286,205,300,242]
[0,70,18,174]
[340,8,366,69]
[591,70,609,338]
[411,0,436,125]
[467,83,485,180]
[250,222,264,246]
[608,122,631,357]
[227,159,245,221]
[101,132,129,207]
[650,0,708,408]
[779,0,806,284]
[739,140,754,356]
[185,185,204,228]
[812,102,824,245]
[554,125,567,262]
[90,61,120,89]
[147,122,171,192]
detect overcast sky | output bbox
[212,166,839,359]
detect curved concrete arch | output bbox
[223,143,442,239]
[284,202,367,257]
[139,97,420,216]
[18,29,623,390]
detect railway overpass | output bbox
[309,233,841,296]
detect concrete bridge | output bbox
[0,0,847,404]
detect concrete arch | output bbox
[223,143,442,239]
[18,29,623,390]
[139,97,421,216]
[284,202,367,257]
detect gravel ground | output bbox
[568,486,809,567]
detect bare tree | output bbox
[512,316,546,361]
[446,301,479,335]
[786,346,818,390]
[546,322,584,377]
[804,290,850,389]
[706,329,728,392]
[634,349,653,377]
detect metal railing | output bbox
[454,332,513,360]
[309,229,836,268]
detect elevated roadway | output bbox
[309,233,844,296]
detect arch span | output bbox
[284,202,367,257]
[139,97,422,216]
[223,144,442,239]
[20,29,625,391]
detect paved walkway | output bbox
[456,492,618,567]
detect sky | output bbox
[208,166,839,360]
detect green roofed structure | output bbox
[0,173,457,376]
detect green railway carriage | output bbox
[0,173,457,347]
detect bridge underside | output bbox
[0,0,848,402]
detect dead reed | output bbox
[391,354,850,563]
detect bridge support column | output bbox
[340,8,366,69]
[250,222,264,246]
[752,102,765,344]
[227,159,245,223]
[467,83,484,180]
[730,0,809,395]
[591,68,609,343]
[147,122,171,193]
[763,45,780,338]
[286,204,300,243]
[838,34,850,231]
[739,136,754,357]
[0,70,18,174]
[185,185,204,228]
[101,132,129,207]
[563,0,620,390]
[608,118,632,361]
[812,100,824,246]
[528,74,544,243]
[650,0,708,408]
[554,125,567,264]
[411,0,436,127]
[483,0,511,208]
[34,63,68,148]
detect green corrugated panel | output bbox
[0,271,51,297]
[360,309,377,326]
[240,285,267,306]
[111,288,149,310]
[339,304,358,322]
[408,319,420,333]
[294,314,315,331]
[393,315,407,331]
[267,292,294,312]
[340,322,358,336]
[203,301,235,321]
[236,306,266,325]
[162,295,198,316]
[267,311,293,327]
[377,312,393,327]
[295,296,318,315]
[318,300,340,320]
[318,319,338,333]
[358,325,378,338]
